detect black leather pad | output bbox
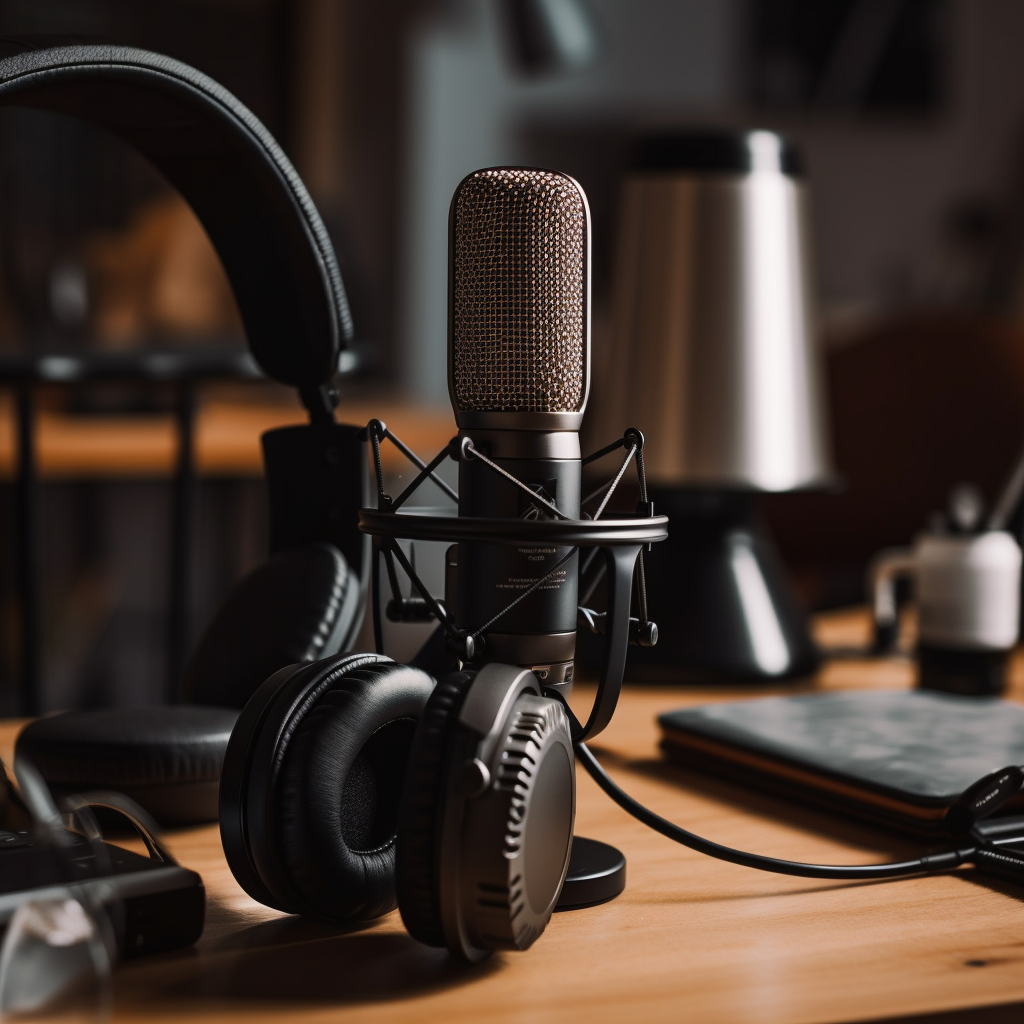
[16,705,238,825]
[184,543,357,709]
[0,40,351,389]
[396,671,475,947]
[272,661,435,922]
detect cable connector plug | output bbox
[971,843,1024,887]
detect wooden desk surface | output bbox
[4,613,1023,1024]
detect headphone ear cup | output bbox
[185,542,359,708]
[272,662,434,922]
[395,671,476,946]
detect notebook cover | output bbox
[658,690,1024,835]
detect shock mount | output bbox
[357,420,669,907]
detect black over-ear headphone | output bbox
[5,40,370,821]
[3,42,577,960]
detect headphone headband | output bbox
[0,40,351,393]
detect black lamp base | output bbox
[626,489,820,681]
[555,836,626,910]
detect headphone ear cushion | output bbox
[15,705,238,826]
[274,662,434,922]
[395,670,475,946]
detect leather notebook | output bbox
[658,690,1024,835]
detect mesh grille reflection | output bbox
[452,168,586,413]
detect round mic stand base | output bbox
[555,836,626,910]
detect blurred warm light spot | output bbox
[85,194,242,347]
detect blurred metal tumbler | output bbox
[594,131,834,679]
[599,130,832,492]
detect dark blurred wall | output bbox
[333,1,1024,406]
[0,0,290,134]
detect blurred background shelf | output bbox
[0,392,454,478]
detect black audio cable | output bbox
[575,742,991,881]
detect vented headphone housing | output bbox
[395,664,575,960]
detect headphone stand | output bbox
[555,835,626,909]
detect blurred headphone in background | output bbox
[4,40,369,820]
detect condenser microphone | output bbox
[448,166,590,687]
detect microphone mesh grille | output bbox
[452,168,586,413]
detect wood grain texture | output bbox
[3,612,1023,1023]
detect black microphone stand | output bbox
[358,420,668,908]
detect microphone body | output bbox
[448,167,590,686]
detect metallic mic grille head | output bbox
[450,168,589,422]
